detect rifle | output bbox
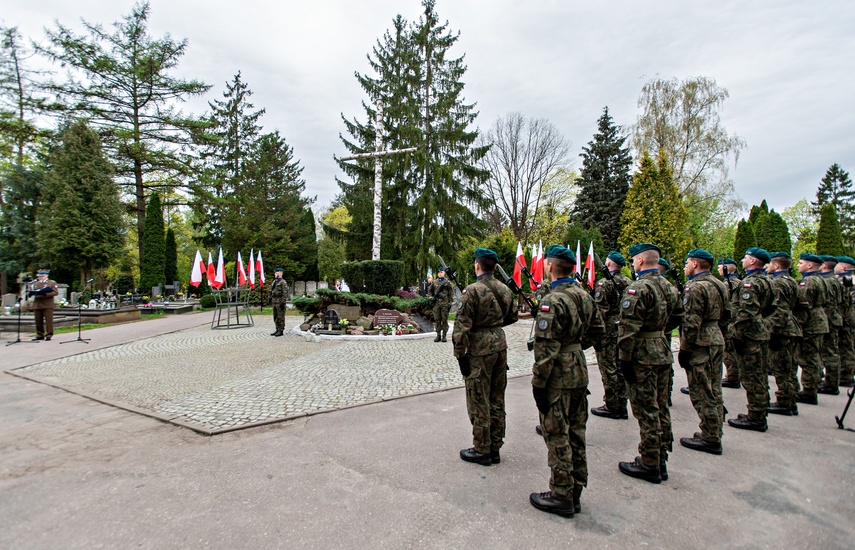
[516,257,539,290]
[495,263,538,317]
[437,255,466,294]
[594,252,626,300]
[667,257,685,294]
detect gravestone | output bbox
[322,309,340,329]
[2,293,17,308]
[328,305,361,321]
[294,281,306,296]
[318,281,329,290]
[373,308,404,328]
[306,281,317,296]
[56,284,68,302]
[71,292,81,306]
[151,285,162,298]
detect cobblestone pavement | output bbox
[15,317,567,433]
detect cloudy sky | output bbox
[5,0,854,216]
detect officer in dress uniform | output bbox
[30,269,59,341]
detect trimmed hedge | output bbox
[292,288,429,317]
[200,294,216,308]
[340,260,404,296]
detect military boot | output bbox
[572,485,583,514]
[441,330,447,343]
[680,434,723,455]
[767,402,794,416]
[796,392,818,405]
[659,462,668,481]
[721,379,741,389]
[727,416,767,432]
[434,331,442,342]
[817,384,840,395]
[591,404,628,419]
[618,456,662,484]
[529,491,574,518]
[459,447,492,466]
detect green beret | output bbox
[799,253,823,264]
[717,258,737,266]
[687,249,714,262]
[745,247,771,264]
[770,251,791,260]
[658,258,671,268]
[437,266,447,272]
[545,244,576,265]
[628,243,662,258]
[820,255,838,264]
[274,267,284,273]
[837,256,855,265]
[607,251,626,267]
[474,248,499,261]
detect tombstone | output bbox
[2,293,17,308]
[373,308,404,328]
[56,284,68,302]
[294,281,306,296]
[328,305,362,321]
[151,285,162,299]
[322,309,340,330]
[317,281,329,290]
[419,279,430,297]
[306,281,317,296]
[88,299,98,309]
[71,292,81,307]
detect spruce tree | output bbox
[733,219,757,259]
[756,210,792,254]
[0,165,42,278]
[139,193,165,294]
[618,150,691,261]
[39,120,124,285]
[748,200,769,226]
[299,208,319,281]
[164,227,177,285]
[563,223,606,263]
[813,163,855,246]
[573,107,633,250]
[816,203,845,256]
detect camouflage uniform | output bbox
[593,273,633,413]
[533,279,605,499]
[729,269,776,421]
[453,273,518,454]
[428,277,455,339]
[819,272,845,389]
[722,273,743,385]
[794,273,828,398]
[269,277,289,333]
[838,274,855,387]
[618,269,684,469]
[768,271,803,409]
[680,272,729,444]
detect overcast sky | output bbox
[5,0,854,216]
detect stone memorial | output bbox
[56,284,68,302]
[373,308,404,328]
[318,281,329,290]
[294,281,306,296]
[71,292,81,306]
[2,293,17,308]
[322,309,340,330]
[306,281,317,296]
[328,305,361,321]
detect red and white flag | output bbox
[213,247,226,289]
[248,249,256,289]
[585,241,596,289]
[237,251,247,287]
[206,251,215,287]
[575,241,582,275]
[513,242,526,288]
[529,243,539,290]
[537,240,544,283]
[190,250,204,288]
[256,250,265,286]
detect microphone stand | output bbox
[61,280,92,345]
[6,281,38,346]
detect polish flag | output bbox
[206,251,215,286]
[529,243,539,290]
[248,249,256,289]
[190,250,204,288]
[213,247,226,289]
[237,251,247,287]
[537,240,544,283]
[575,241,582,275]
[585,241,596,289]
[256,250,265,286]
[513,242,526,288]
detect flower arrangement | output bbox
[177,292,184,298]
[126,291,132,296]
[338,319,350,329]
[142,295,150,302]
[155,294,163,300]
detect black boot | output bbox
[817,384,840,395]
[721,379,741,389]
[767,402,793,416]
[490,450,501,464]
[535,424,543,436]
[272,330,284,337]
[459,447,492,466]
[590,404,628,419]
[727,416,767,432]
[659,462,668,481]
[529,491,574,518]
[441,330,447,343]
[796,392,818,405]
[618,456,662,484]
[434,332,442,342]
[680,434,723,455]
[680,386,690,395]
[572,485,583,513]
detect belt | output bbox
[560,342,582,352]
[637,331,664,338]
[702,321,720,327]
[470,326,501,333]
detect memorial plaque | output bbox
[373,308,404,328]
[328,305,361,321]
[322,309,340,329]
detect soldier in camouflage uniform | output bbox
[678,249,730,455]
[657,258,681,405]
[428,268,455,342]
[834,256,855,387]
[728,247,776,432]
[529,245,605,518]
[766,252,803,416]
[794,253,829,405]
[268,268,289,337]
[718,258,743,389]
[617,243,683,484]
[591,251,632,420]
[453,248,518,466]
[818,256,844,394]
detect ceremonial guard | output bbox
[834,256,855,387]
[453,248,518,466]
[718,258,743,389]
[678,249,729,455]
[818,256,844,394]
[794,253,829,405]
[428,267,454,342]
[269,268,288,337]
[30,268,59,341]
[617,243,683,484]
[529,246,605,517]
[766,252,802,416]
[591,251,632,420]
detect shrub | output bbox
[340,260,404,296]
[292,288,429,317]
[200,294,216,308]
[115,274,135,295]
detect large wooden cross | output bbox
[340,107,417,260]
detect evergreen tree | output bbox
[756,209,792,254]
[748,200,769,226]
[618,150,691,261]
[300,208,319,281]
[191,71,264,248]
[0,165,42,278]
[317,236,345,285]
[813,163,855,245]
[164,227,177,285]
[733,218,757,259]
[816,203,845,256]
[139,193,165,294]
[39,2,210,263]
[563,223,606,264]
[38,120,124,285]
[573,107,633,250]
[337,0,490,283]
